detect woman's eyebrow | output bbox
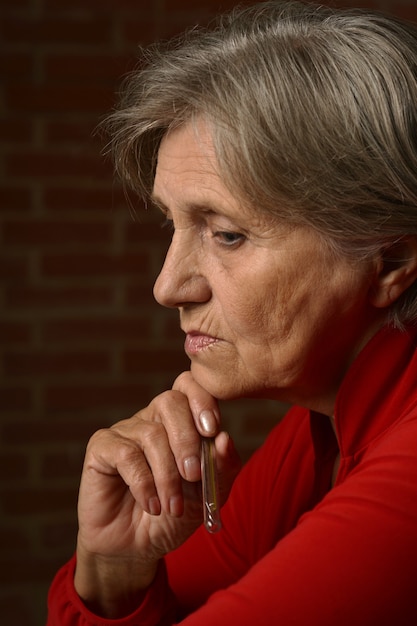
[151,192,215,216]
[151,189,242,226]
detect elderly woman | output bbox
[48,1,417,624]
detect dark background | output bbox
[0,0,414,624]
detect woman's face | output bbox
[152,122,381,414]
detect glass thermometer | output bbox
[201,437,222,533]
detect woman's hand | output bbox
[74,372,241,618]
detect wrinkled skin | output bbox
[75,372,241,617]
[73,120,412,619]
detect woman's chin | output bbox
[189,363,252,401]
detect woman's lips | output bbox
[184,332,219,355]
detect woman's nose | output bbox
[153,234,211,309]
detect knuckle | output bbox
[115,437,141,463]
[149,389,188,419]
[140,420,166,447]
[173,371,192,390]
[85,427,114,452]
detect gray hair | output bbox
[106,0,417,327]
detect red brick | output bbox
[161,311,185,340]
[124,283,156,307]
[0,594,35,626]
[0,387,32,411]
[1,16,113,46]
[0,51,32,79]
[40,520,78,550]
[0,0,32,9]
[0,527,31,554]
[123,348,188,374]
[0,322,32,344]
[124,219,171,244]
[330,0,378,7]
[45,119,100,144]
[5,285,113,309]
[0,186,33,211]
[5,150,111,181]
[45,382,149,411]
[0,452,30,480]
[1,419,106,445]
[6,84,114,113]
[0,255,29,280]
[157,12,214,41]
[3,351,111,377]
[121,18,159,46]
[0,118,33,143]
[41,449,85,480]
[44,53,132,81]
[0,555,67,584]
[117,194,147,218]
[43,186,126,212]
[164,0,217,9]
[42,316,150,344]
[41,251,149,277]
[43,0,155,9]
[2,219,112,246]
[391,3,417,20]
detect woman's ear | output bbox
[370,236,417,309]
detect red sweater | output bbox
[47,325,417,625]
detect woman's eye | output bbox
[213,230,245,247]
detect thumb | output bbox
[214,431,242,503]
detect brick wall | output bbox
[1,0,416,624]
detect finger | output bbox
[173,371,221,436]
[83,427,162,517]
[148,390,202,483]
[214,431,241,473]
[214,431,242,504]
[135,420,184,517]
[111,418,184,516]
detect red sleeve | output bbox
[47,408,417,625]
[46,554,176,626]
[166,413,417,626]
[46,409,313,625]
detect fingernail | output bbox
[148,496,161,516]
[184,455,200,481]
[199,410,217,435]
